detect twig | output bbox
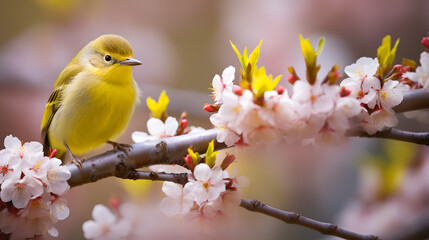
[240,199,379,240]
[351,128,429,146]
[120,170,380,240]
[120,170,189,186]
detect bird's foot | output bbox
[71,155,86,169]
[65,144,84,169]
[107,141,133,156]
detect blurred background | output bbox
[0,0,429,239]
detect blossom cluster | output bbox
[132,90,204,143]
[207,35,406,146]
[0,135,71,239]
[340,56,403,134]
[159,142,244,225]
[400,47,429,121]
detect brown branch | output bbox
[120,170,189,185]
[120,170,380,240]
[66,129,226,188]
[240,199,379,240]
[394,89,429,113]
[350,128,429,146]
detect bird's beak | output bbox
[119,57,142,66]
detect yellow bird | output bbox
[41,34,141,164]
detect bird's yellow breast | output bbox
[48,69,139,155]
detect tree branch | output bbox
[351,128,429,146]
[66,129,226,187]
[394,89,429,113]
[120,170,380,240]
[119,170,189,185]
[240,199,379,240]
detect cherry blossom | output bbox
[404,52,429,89]
[0,150,21,184]
[0,135,71,239]
[187,164,226,205]
[3,135,43,162]
[82,204,130,240]
[159,181,194,217]
[212,66,235,104]
[376,80,403,110]
[292,80,335,116]
[132,116,179,143]
[44,158,71,195]
[1,174,43,209]
[344,57,379,81]
[209,113,240,146]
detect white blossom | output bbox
[45,158,71,195]
[132,117,179,143]
[0,150,21,184]
[376,80,403,110]
[50,196,70,221]
[292,81,335,116]
[187,164,226,205]
[209,113,240,146]
[404,52,429,89]
[344,57,379,80]
[82,204,130,240]
[3,135,43,162]
[361,109,398,134]
[159,182,194,217]
[0,135,71,238]
[212,66,235,104]
[1,174,43,209]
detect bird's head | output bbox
[85,34,141,84]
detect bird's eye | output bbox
[104,54,112,62]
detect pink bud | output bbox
[221,154,236,170]
[288,75,297,84]
[203,104,220,112]
[180,119,188,129]
[422,36,429,49]
[109,197,121,211]
[203,104,213,112]
[393,64,402,70]
[184,155,195,172]
[233,85,243,96]
[276,85,286,95]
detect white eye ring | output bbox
[104,54,112,62]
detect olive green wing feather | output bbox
[41,63,83,156]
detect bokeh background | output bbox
[1,0,429,239]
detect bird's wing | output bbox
[41,63,83,155]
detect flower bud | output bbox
[184,154,195,172]
[233,85,244,96]
[221,154,236,170]
[203,104,220,113]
